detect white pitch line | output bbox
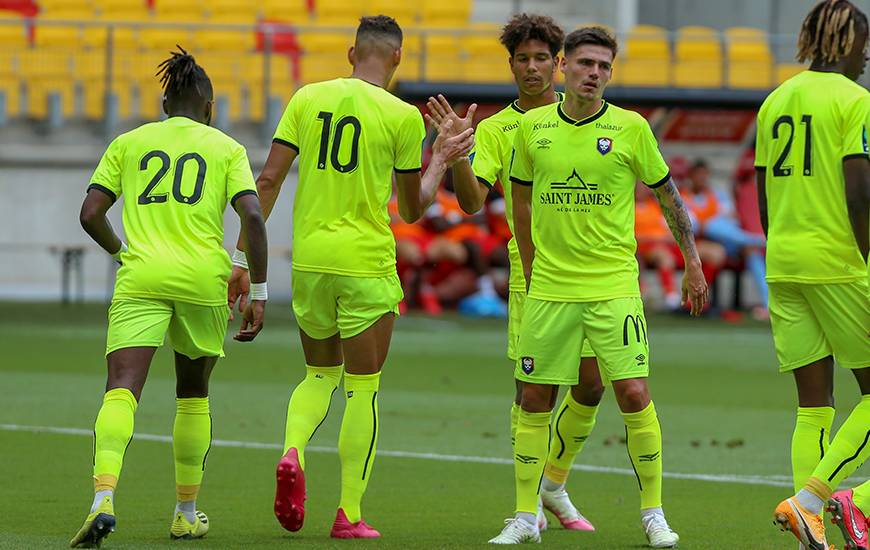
[0,423,799,488]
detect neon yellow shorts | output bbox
[769,280,870,372]
[106,297,229,359]
[508,291,594,361]
[292,269,403,340]
[516,296,648,385]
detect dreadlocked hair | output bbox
[797,0,868,63]
[156,45,212,103]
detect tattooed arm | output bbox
[652,179,709,316]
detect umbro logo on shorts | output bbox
[515,454,539,465]
[521,357,534,374]
[639,451,660,462]
[573,435,589,443]
[635,354,646,365]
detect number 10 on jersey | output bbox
[317,111,361,174]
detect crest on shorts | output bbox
[597,137,613,155]
[521,356,535,375]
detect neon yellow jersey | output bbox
[471,93,564,292]
[89,116,257,306]
[510,101,670,302]
[756,70,870,283]
[274,78,426,277]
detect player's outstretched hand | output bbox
[433,119,475,166]
[425,94,476,138]
[227,265,250,321]
[682,261,709,316]
[234,299,265,342]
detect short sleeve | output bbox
[394,108,425,173]
[88,137,124,201]
[470,122,499,188]
[227,144,258,207]
[841,94,870,160]
[630,118,670,188]
[272,89,304,152]
[508,118,533,186]
[754,102,769,169]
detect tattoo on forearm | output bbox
[655,180,698,259]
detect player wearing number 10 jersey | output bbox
[71,48,268,547]
[227,15,473,538]
[759,2,870,549]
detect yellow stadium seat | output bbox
[194,52,244,120]
[619,25,670,87]
[194,22,256,51]
[94,0,148,18]
[420,0,470,27]
[298,31,352,84]
[207,0,258,21]
[138,19,193,51]
[422,32,461,82]
[83,80,134,120]
[370,0,418,27]
[34,21,82,48]
[20,50,76,118]
[261,0,308,22]
[0,19,28,47]
[776,63,806,83]
[315,0,364,26]
[724,27,773,89]
[153,0,203,20]
[462,32,509,84]
[39,0,93,15]
[83,19,140,49]
[673,26,723,88]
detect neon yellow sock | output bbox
[338,371,380,524]
[545,394,598,485]
[791,406,834,492]
[173,397,211,503]
[514,409,550,514]
[284,365,343,469]
[510,402,520,448]
[622,401,663,510]
[852,480,870,517]
[93,388,138,491]
[809,396,870,494]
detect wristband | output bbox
[112,242,128,262]
[231,248,248,269]
[250,282,268,301]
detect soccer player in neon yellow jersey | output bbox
[489,27,709,546]
[426,13,599,534]
[760,2,870,549]
[69,48,268,548]
[227,15,474,538]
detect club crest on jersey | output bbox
[597,137,613,155]
[521,357,534,375]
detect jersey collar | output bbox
[510,92,566,114]
[557,100,608,127]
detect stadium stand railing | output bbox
[0,9,808,132]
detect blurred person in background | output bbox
[635,183,682,310]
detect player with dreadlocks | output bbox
[756,1,870,548]
[70,47,269,547]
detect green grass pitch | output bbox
[1,302,867,549]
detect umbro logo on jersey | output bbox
[521,356,534,374]
[597,137,613,155]
[536,138,552,149]
[551,169,598,191]
[638,451,660,462]
[515,454,539,465]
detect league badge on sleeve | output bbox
[597,137,613,156]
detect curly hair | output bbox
[797,0,868,63]
[499,13,564,57]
